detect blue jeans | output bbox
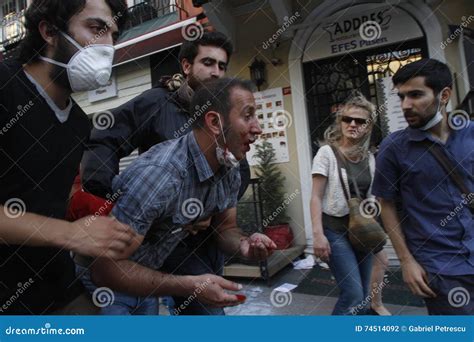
[75,264,159,315]
[100,292,159,315]
[324,227,373,315]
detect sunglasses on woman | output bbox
[341,116,368,125]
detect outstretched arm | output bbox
[0,208,139,260]
[91,255,243,307]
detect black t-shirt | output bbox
[0,60,90,314]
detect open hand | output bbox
[240,233,277,261]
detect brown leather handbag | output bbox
[330,145,387,253]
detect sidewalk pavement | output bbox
[224,266,427,316]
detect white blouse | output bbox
[311,145,375,217]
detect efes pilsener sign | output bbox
[303,5,423,61]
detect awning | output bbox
[113,15,197,67]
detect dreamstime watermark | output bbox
[270,289,292,307]
[262,189,300,227]
[173,100,212,138]
[448,286,470,308]
[359,198,382,219]
[271,110,293,131]
[0,100,35,136]
[351,278,390,315]
[3,198,26,219]
[181,198,204,220]
[92,110,115,130]
[0,278,35,313]
[359,20,382,41]
[440,15,474,49]
[92,287,115,308]
[181,22,204,41]
[172,278,211,315]
[86,11,123,45]
[440,193,473,227]
[262,11,301,49]
[351,103,387,138]
[84,190,122,227]
[5,323,85,336]
[447,109,471,130]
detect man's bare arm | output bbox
[0,207,139,259]
[378,198,436,298]
[91,255,243,307]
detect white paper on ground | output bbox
[273,283,298,293]
[293,255,315,270]
[318,261,330,269]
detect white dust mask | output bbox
[40,32,114,92]
[215,115,239,169]
[419,95,444,131]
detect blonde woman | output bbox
[310,92,378,315]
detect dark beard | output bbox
[406,110,437,129]
[186,72,201,90]
[48,34,76,91]
[187,72,218,90]
[406,98,441,128]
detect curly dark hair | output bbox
[178,31,233,67]
[18,0,128,63]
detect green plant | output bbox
[253,140,289,225]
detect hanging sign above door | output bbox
[304,4,424,62]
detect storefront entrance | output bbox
[303,38,427,156]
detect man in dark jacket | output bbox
[81,31,250,315]
[81,31,250,198]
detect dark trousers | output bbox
[161,233,225,315]
[425,272,474,315]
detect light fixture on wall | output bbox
[249,57,266,91]
[270,42,283,66]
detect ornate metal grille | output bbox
[304,39,427,155]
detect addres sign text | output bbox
[323,9,391,53]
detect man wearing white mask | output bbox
[372,59,473,314]
[90,78,276,313]
[0,0,139,314]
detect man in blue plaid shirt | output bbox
[90,78,276,313]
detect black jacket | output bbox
[81,86,250,199]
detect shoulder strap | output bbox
[330,145,366,200]
[330,145,350,203]
[420,140,472,198]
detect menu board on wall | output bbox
[376,76,407,134]
[247,87,290,166]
